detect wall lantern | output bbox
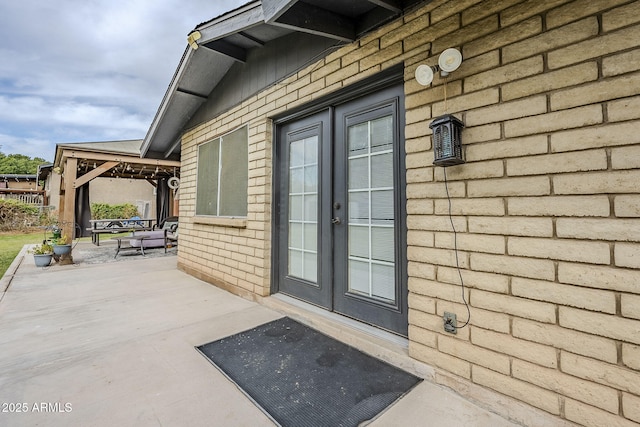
[414,48,465,167]
[430,114,465,166]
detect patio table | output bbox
[110,235,151,258]
[89,218,154,245]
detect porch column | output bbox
[172,193,179,216]
[62,157,77,239]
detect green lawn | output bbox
[0,229,138,277]
[0,231,47,277]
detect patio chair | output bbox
[129,216,178,252]
[153,216,179,231]
[165,225,178,248]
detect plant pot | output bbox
[53,244,72,256]
[33,254,53,267]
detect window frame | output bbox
[194,125,249,220]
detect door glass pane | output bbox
[371,227,394,262]
[304,165,318,192]
[290,168,304,193]
[304,137,318,163]
[371,190,394,224]
[289,223,303,249]
[349,157,368,189]
[371,116,393,152]
[304,223,317,251]
[372,264,395,301]
[290,139,304,167]
[304,194,317,221]
[348,123,368,155]
[349,260,370,295]
[303,253,317,282]
[289,195,303,221]
[349,225,369,258]
[348,191,369,224]
[288,136,318,284]
[371,153,393,188]
[347,115,396,303]
[289,250,303,278]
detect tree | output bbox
[0,152,49,174]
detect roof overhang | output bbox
[141,0,425,158]
[37,164,53,181]
[53,140,180,184]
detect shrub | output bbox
[39,211,58,227]
[91,203,140,220]
[0,199,40,231]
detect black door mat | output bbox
[196,317,421,427]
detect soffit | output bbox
[141,0,427,159]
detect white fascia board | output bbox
[195,1,265,45]
[141,46,195,157]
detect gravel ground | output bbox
[70,240,177,265]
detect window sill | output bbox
[193,216,247,228]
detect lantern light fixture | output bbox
[430,114,465,166]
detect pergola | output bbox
[53,140,180,239]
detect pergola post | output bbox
[62,157,77,239]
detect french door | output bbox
[275,83,407,335]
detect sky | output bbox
[0,0,248,161]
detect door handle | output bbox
[331,217,341,225]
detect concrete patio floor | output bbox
[0,243,529,426]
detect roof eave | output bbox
[141,0,418,158]
[140,46,194,159]
[195,1,265,45]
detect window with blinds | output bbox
[195,126,248,217]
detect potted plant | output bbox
[52,235,72,256]
[30,243,54,267]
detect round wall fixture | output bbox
[415,64,435,86]
[168,177,180,190]
[438,48,463,74]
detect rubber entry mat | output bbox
[197,317,421,427]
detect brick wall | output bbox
[179,116,273,299]
[177,0,640,424]
[404,0,640,425]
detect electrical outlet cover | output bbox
[443,312,457,334]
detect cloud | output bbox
[0,133,54,161]
[0,0,248,157]
[0,95,147,130]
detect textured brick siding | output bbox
[179,117,273,298]
[177,0,640,424]
[403,1,640,425]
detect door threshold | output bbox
[269,294,408,347]
[262,293,431,378]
